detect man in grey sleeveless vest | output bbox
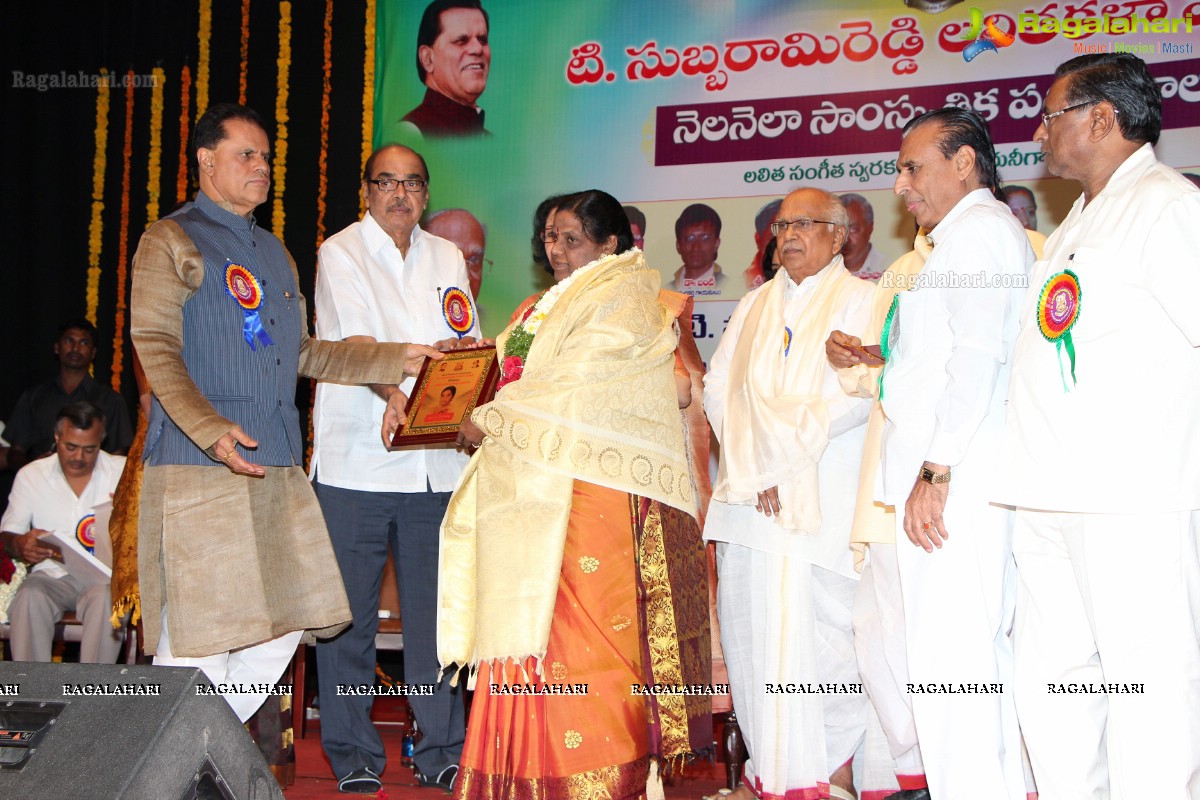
[130,103,438,723]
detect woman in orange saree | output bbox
[441,190,706,799]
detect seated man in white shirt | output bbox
[1,401,126,662]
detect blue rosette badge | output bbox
[224,261,275,351]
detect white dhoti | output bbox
[853,543,926,790]
[717,542,867,799]
[155,607,302,722]
[895,495,1025,800]
[1012,508,1200,800]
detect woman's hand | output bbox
[456,417,485,452]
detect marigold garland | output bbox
[146,67,165,225]
[271,1,292,237]
[85,70,111,330]
[314,0,333,249]
[196,0,212,117]
[361,0,376,215]
[176,65,192,203]
[306,0,335,469]
[111,71,136,392]
[238,0,251,104]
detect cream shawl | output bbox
[841,235,931,567]
[712,256,864,534]
[437,250,694,674]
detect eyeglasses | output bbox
[465,255,493,271]
[770,217,837,236]
[1040,101,1116,128]
[365,177,427,193]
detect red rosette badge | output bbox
[76,513,97,554]
[1036,269,1082,390]
[442,287,475,339]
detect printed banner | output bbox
[376,0,1200,358]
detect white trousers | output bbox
[1012,508,1200,800]
[717,543,867,799]
[154,606,302,722]
[853,543,926,788]
[895,496,1025,800]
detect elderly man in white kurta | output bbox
[704,187,874,800]
[876,108,1031,800]
[1001,53,1200,800]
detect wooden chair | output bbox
[290,552,404,738]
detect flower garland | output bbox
[361,0,376,215]
[271,1,291,237]
[314,0,333,249]
[238,0,251,104]
[196,0,212,117]
[111,71,136,392]
[146,67,165,224]
[498,252,617,388]
[306,0,335,470]
[85,70,110,329]
[0,560,28,625]
[176,65,192,204]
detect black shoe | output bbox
[338,767,382,794]
[884,790,931,800]
[416,764,459,793]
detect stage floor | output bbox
[285,699,730,800]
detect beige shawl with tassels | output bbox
[840,235,932,569]
[712,256,864,534]
[438,249,694,676]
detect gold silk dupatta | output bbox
[438,250,695,676]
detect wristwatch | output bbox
[919,466,951,485]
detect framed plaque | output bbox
[390,345,499,447]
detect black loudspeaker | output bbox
[0,662,283,800]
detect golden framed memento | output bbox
[390,345,498,447]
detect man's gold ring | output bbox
[922,521,932,530]
[224,450,236,463]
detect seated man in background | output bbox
[5,319,133,471]
[1,401,125,662]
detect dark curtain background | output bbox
[0,0,375,446]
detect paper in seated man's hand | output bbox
[14,528,59,564]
